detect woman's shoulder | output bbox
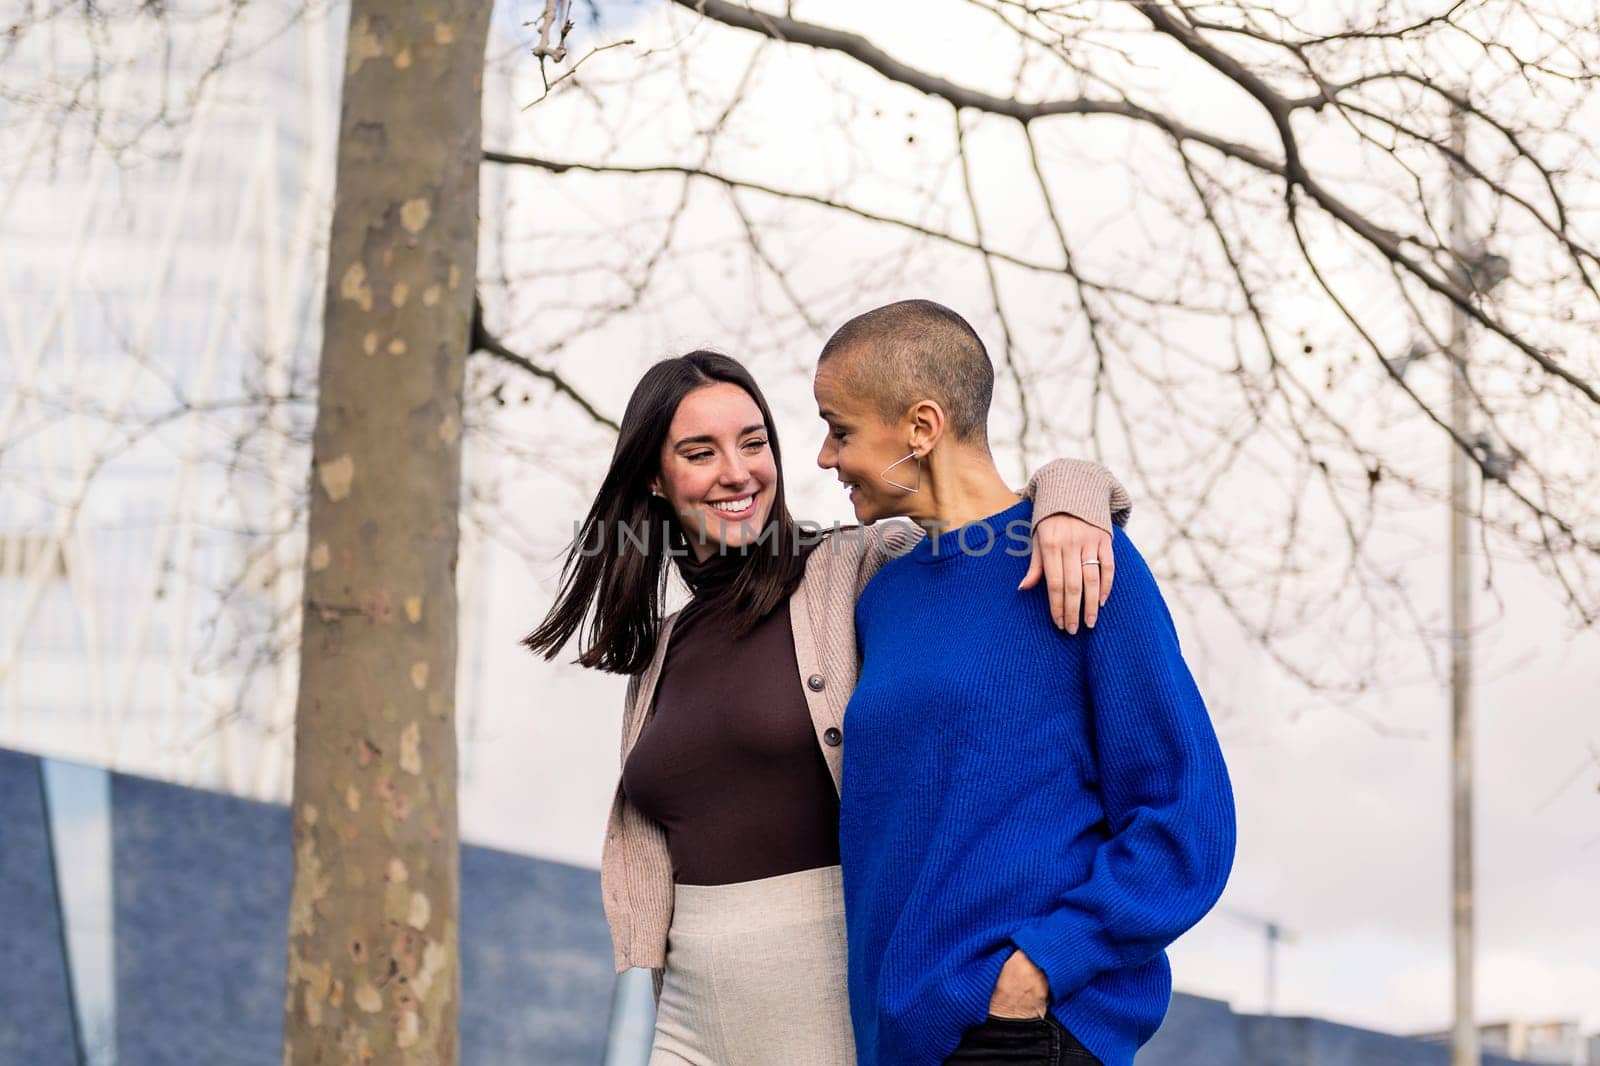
[799,519,925,586]
[807,518,919,553]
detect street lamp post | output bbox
[1445,104,1478,1066]
[1384,101,1514,1066]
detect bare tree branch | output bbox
[470,299,620,431]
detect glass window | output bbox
[42,758,117,1066]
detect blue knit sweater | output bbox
[840,499,1235,1066]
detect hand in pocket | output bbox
[987,949,1051,1019]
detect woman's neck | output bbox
[675,540,748,595]
[900,444,1020,532]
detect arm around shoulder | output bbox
[1022,458,1133,534]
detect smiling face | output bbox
[813,356,921,524]
[652,381,778,559]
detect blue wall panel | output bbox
[0,749,79,1064]
[107,766,615,1065]
[460,846,615,1065]
[112,773,291,1066]
[1140,993,1525,1066]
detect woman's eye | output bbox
[742,438,768,452]
[830,429,848,442]
[687,451,713,462]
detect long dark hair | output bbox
[521,351,810,675]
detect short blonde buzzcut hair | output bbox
[818,299,994,442]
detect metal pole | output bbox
[1446,101,1479,1066]
[1265,922,1279,1018]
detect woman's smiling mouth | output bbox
[708,494,757,520]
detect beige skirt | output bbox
[648,865,856,1065]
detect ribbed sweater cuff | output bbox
[1010,906,1109,1006]
[1023,459,1134,535]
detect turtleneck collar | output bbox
[674,546,751,596]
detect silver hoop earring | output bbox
[880,450,921,493]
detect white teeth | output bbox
[710,496,754,512]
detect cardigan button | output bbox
[807,674,826,692]
[823,727,842,747]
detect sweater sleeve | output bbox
[1021,458,1133,534]
[1008,527,1235,1003]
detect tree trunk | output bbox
[284,3,491,1063]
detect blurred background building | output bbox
[1415,1021,1600,1066]
[0,0,339,797]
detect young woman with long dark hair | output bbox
[524,350,1129,1065]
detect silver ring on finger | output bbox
[1082,559,1101,567]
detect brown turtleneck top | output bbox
[620,546,840,886]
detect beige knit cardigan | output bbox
[598,459,1132,981]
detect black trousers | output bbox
[943,1014,1103,1065]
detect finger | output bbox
[1098,531,1115,605]
[1081,546,1103,629]
[1018,545,1043,590]
[1060,542,1084,634]
[1044,538,1067,630]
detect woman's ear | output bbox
[907,398,946,455]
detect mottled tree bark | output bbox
[283,3,491,1063]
